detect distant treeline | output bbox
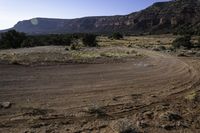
[0,30,98,49]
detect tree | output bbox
[0,30,27,49]
[172,35,193,49]
[82,34,98,47]
[21,37,39,48]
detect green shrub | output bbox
[70,39,80,50]
[198,37,200,46]
[185,91,198,101]
[70,44,77,50]
[111,32,123,40]
[0,32,98,49]
[83,105,106,118]
[21,37,38,48]
[0,30,27,49]
[159,46,166,50]
[65,47,69,51]
[47,34,72,46]
[172,35,193,49]
[82,34,98,47]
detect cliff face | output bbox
[8,0,200,34]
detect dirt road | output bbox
[0,49,200,133]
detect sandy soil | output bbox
[0,48,200,133]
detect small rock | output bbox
[136,120,148,128]
[162,103,170,107]
[112,97,118,101]
[159,112,182,121]
[0,102,12,109]
[177,53,187,57]
[177,121,189,128]
[10,116,24,121]
[150,95,156,98]
[156,104,169,111]
[23,129,35,133]
[160,124,176,130]
[195,52,200,57]
[143,111,154,119]
[187,50,196,55]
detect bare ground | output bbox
[0,48,200,133]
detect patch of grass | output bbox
[109,32,124,40]
[158,46,166,50]
[110,118,136,133]
[128,44,132,48]
[21,107,50,116]
[10,60,20,65]
[83,105,106,118]
[70,51,100,59]
[6,54,21,65]
[65,47,69,51]
[177,53,187,57]
[185,91,198,101]
[100,50,133,58]
[69,39,82,51]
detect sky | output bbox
[0,0,170,30]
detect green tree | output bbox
[0,30,27,49]
[82,34,98,47]
[21,37,39,48]
[172,35,192,49]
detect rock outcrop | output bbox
[3,0,200,34]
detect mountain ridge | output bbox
[2,0,200,35]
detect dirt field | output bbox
[0,37,200,133]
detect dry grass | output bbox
[0,46,140,65]
[185,91,198,101]
[0,35,180,65]
[83,105,106,118]
[98,35,175,47]
[110,118,136,133]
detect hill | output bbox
[2,0,200,34]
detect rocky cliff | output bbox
[5,0,200,34]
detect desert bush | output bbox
[0,30,27,49]
[110,119,136,133]
[198,37,200,46]
[65,47,69,51]
[82,34,98,47]
[23,34,72,47]
[172,35,193,49]
[70,39,81,50]
[0,31,74,49]
[185,91,198,101]
[21,37,39,48]
[69,44,77,50]
[158,45,166,50]
[168,46,175,51]
[47,34,72,46]
[111,32,124,40]
[84,105,106,117]
[0,32,99,49]
[177,53,187,57]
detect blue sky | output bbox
[0,0,170,30]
